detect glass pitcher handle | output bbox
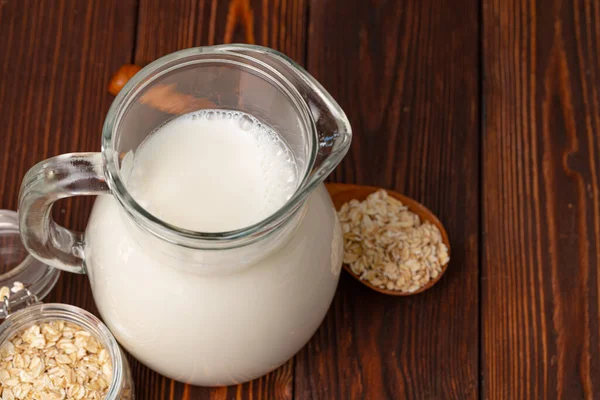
[18,153,110,274]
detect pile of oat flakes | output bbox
[0,320,112,400]
[338,189,449,293]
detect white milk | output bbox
[126,110,298,232]
[85,110,343,385]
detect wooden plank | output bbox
[135,0,306,65]
[482,0,600,398]
[295,0,480,399]
[0,2,137,314]
[132,0,307,398]
[0,0,138,388]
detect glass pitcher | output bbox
[17,45,351,386]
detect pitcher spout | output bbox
[218,44,353,190]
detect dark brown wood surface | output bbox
[0,0,598,399]
[297,1,480,399]
[0,0,137,313]
[482,0,600,399]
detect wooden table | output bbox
[1,0,599,398]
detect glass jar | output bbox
[17,45,352,386]
[0,210,134,398]
[0,304,134,399]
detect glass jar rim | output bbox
[0,209,60,316]
[0,303,125,399]
[102,44,338,250]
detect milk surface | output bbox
[127,110,298,232]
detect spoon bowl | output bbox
[325,183,451,296]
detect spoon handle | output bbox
[108,64,217,114]
[108,64,142,96]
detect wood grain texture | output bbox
[0,0,138,388]
[296,0,480,399]
[482,0,600,398]
[131,0,306,398]
[135,0,306,65]
[0,1,137,302]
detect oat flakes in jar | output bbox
[17,45,352,386]
[0,210,134,399]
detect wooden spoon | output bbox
[327,183,450,296]
[108,66,451,295]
